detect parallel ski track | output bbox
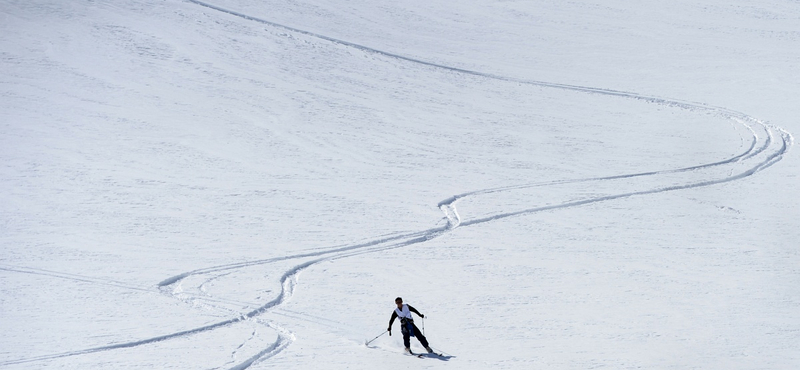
[1,0,792,368]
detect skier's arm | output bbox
[388,311,398,331]
[407,305,425,318]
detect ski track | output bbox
[2,0,793,368]
[0,265,152,293]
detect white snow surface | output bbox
[1,0,799,369]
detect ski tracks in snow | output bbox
[2,0,793,368]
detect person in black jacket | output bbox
[388,297,433,354]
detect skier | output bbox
[388,297,433,354]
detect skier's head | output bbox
[395,297,403,307]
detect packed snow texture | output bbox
[1,0,799,369]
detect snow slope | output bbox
[1,0,798,369]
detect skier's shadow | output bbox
[421,353,454,361]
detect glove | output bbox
[420,314,425,318]
[388,328,392,336]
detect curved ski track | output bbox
[1,0,792,368]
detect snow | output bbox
[1,0,799,369]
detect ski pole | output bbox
[422,317,425,336]
[365,330,387,346]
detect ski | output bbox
[406,350,443,358]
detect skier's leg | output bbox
[412,324,429,348]
[403,331,411,349]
